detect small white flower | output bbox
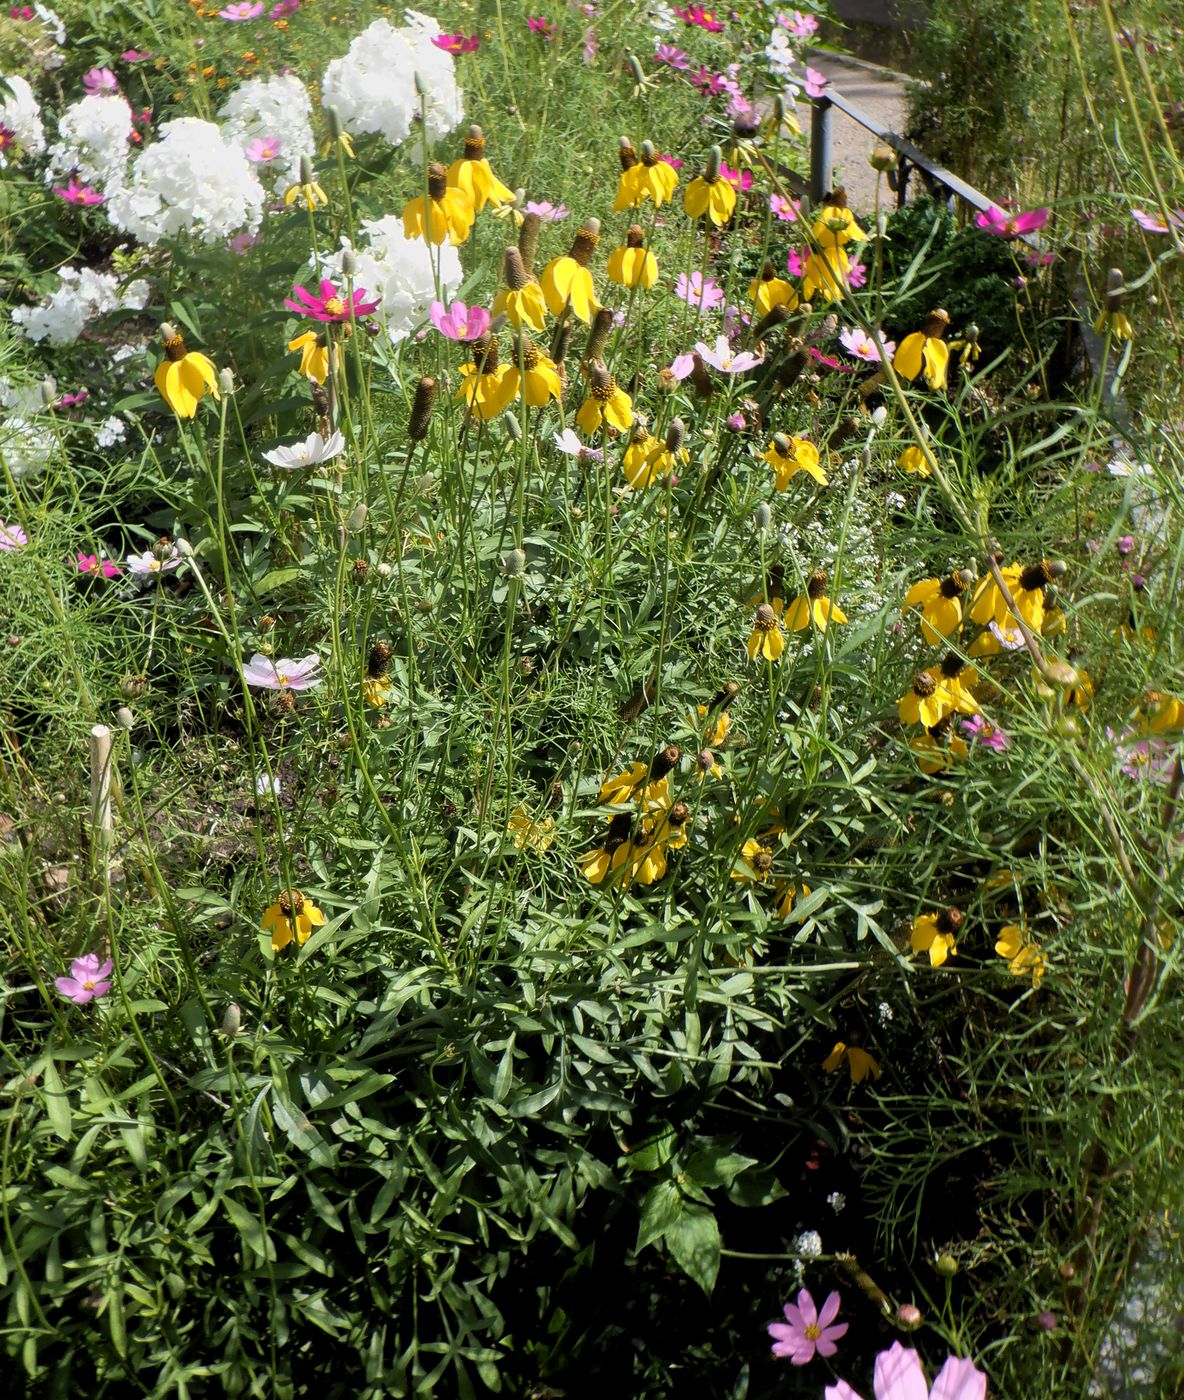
[255,773,281,796]
[553,428,603,461]
[1106,457,1153,479]
[262,430,345,469]
[126,544,180,575]
[878,1000,894,1024]
[826,1192,847,1214]
[794,1230,823,1258]
[96,416,126,448]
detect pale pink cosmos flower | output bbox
[695,334,763,373]
[430,299,492,342]
[674,270,725,311]
[847,259,867,288]
[781,10,819,37]
[553,428,603,462]
[54,178,105,206]
[583,25,597,63]
[975,205,1049,236]
[769,1288,848,1365]
[1108,728,1177,783]
[840,326,894,362]
[228,231,260,255]
[654,43,690,68]
[245,136,282,162]
[56,953,114,1005]
[524,200,569,221]
[988,620,1025,651]
[1132,206,1184,234]
[669,352,695,381]
[241,653,322,691]
[826,1341,986,1400]
[803,66,828,98]
[962,714,1011,751]
[83,67,119,94]
[0,520,28,551]
[771,193,800,222]
[126,544,180,575]
[219,1,264,17]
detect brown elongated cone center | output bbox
[570,223,601,266]
[518,211,541,274]
[928,714,954,738]
[913,672,937,697]
[368,640,394,676]
[278,889,305,915]
[754,603,776,630]
[640,140,659,166]
[711,681,741,711]
[772,433,792,456]
[664,418,685,453]
[521,343,541,370]
[471,337,499,373]
[163,332,186,362]
[427,162,448,201]
[669,801,690,827]
[940,572,968,598]
[936,906,964,935]
[587,361,612,393]
[760,260,777,281]
[650,745,681,780]
[806,570,828,600]
[922,308,950,339]
[463,124,485,160]
[940,652,964,679]
[503,246,531,292]
[605,813,633,851]
[828,186,850,209]
[752,849,773,876]
[585,307,614,363]
[625,225,645,249]
[618,138,638,171]
[408,377,437,440]
[1020,561,1055,591]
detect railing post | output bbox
[809,93,832,205]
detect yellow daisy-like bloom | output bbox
[775,880,811,920]
[612,139,644,211]
[363,675,392,708]
[893,309,951,390]
[801,246,849,302]
[785,570,847,633]
[622,427,661,488]
[1093,309,1132,342]
[901,570,974,646]
[823,1041,881,1084]
[995,923,1046,988]
[638,145,679,205]
[599,745,680,809]
[898,671,950,728]
[576,362,633,434]
[811,199,867,249]
[580,813,635,884]
[262,887,326,953]
[763,434,826,490]
[733,837,775,884]
[910,906,963,968]
[287,330,331,385]
[684,173,736,227]
[970,560,1059,634]
[747,603,785,662]
[154,324,220,419]
[508,805,556,853]
[1138,691,1184,734]
[282,169,328,210]
[446,125,514,212]
[492,246,548,331]
[607,227,659,290]
[898,444,932,477]
[503,341,563,407]
[456,339,516,420]
[749,263,799,317]
[692,683,738,748]
[403,162,475,246]
[910,720,970,774]
[541,221,602,322]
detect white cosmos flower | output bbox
[241,653,322,691]
[262,430,345,469]
[126,544,180,574]
[553,428,603,461]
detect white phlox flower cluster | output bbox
[765,26,803,103]
[107,118,265,245]
[96,416,127,448]
[320,216,461,342]
[0,74,46,164]
[0,382,54,476]
[219,73,315,185]
[12,265,149,346]
[46,93,133,192]
[321,14,463,149]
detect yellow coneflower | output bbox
[626,417,686,489]
[282,155,328,210]
[154,323,220,419]
[611,137,644,211]
[599,746,680,809]
[893,308,951,390]
[901,569,974,645]
[636,141,680,206]
[801,246,849,302]
[692,681,739,748]
[947,323,981,368]
[446,124,514,211]
[811,190,867,249]
[363,675,392,708]
[785,570,846,633]
[763,433,826,490]
[262,887,326,953]
[970,560,1062,634]
[287,330,331,384]
[576,361,633,434]
[456,337,516,420]
[897,444,932,477]
[607,226,659,290]
[910,906,963,968]
[1139,691,1184,734]
[749,261,799,317]
[492,246,548,331]
[580,812,635,884]
[823,1041,881,1083]
[775,880,811,920]
[622,423,661,487]
[508,805,556,853]
[733,837,775,883]
[503,339,563,407]
[684,146,736,227]
[402,161,475,246]
[541,219,601,322]
[747,602,785,661]
[995,923,1047,987]
[1094,267,1133,341]
[910,714,969,773]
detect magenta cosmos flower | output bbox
[826,1341,986,1400]
[270,0,299,15]
[219,1,264,17]
[674,270,725,312]
[526,16,555,36]
[771,193,800,222]
[245,136,282,162]
[56,953,114,1004]
[433,32,479,53]
[430,299,491,342]
[720,162,754,191]
[962,714,1011,751]
[120,49,153,61]
[675,4,724,31]
[242,653,322,691]
[769,1289,848,1365]
[54,177,105,205]
[1132,206,1184,234]
[77,551,121,577]
[654,43,690,68]
[285,279,380,323]
[975,205,1049,236]
[0,520,27,551]
[83,66,119,94]
[695,334,762,373]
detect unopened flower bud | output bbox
[414,70,429,97]
[504,413,522,441]
[221,1002,242,1037]
[871,405,888,427]
[870,142,896,172]
[1104,267,1126,312]
[346,502,368,533]
[935,1253,958,1278]
[40,377,57,406]
[1036,1311,1058,1332]
[697,749,716,773]
[218,367,235,394]
[175,538,193,557]
[115,706,134,730]
[584,307,614,363]
[501,548,527,577]
[299,153,314,186]
[705,144,722,182]
[341,248,358,277]
[326,105,344,139]
[518,210,541,274]
[897,1304,922,1330]
[755,502,772,531]
[664,417,685,454]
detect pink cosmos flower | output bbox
[0,520,27,551]
[769,1289,848,1365]
[524,200,569,221]
[583,26,598,63]
[1116,533,1135,555]
[285,279,381,323]
[840,326,894,362]
[1024,248,1057,267]
[430,299,492,342]
[270,0,299,15]
[527,17,555,37]
[242,653,322,691]
[553,428,603,461]
[654,43,690,68]
[974,205,1050,236]
[120,49,153,61]
[1132,206,1184,234]
[1109,728,1177,783]
[57,389,89,407]
[83,67,119,94]
[668,352,695,381]
[245,136,282,162]
[787,247,805,277]
[228,231,260,255]
[674,4,724,31]
[826,1342,987,1400]
[657,153,683,169]
[54,178,105,206]
[962,714,1011,751]
[220,1,264,16]
[0,127,16,154]
[782,10,819,37]
[56,953,114,1005]
[696,334,763,373]
[803,66,828,98]
[9,5,34,17]
[988,620,1025,650]
[720,162,753,191]
[433,32,480,53]
[691,66,728,96]
[771,193,800,222]
[674,270,725,311]
[847,259,867,288]
[810,346,854,372]
[76,552,122,578]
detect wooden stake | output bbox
[90,724,113,845]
